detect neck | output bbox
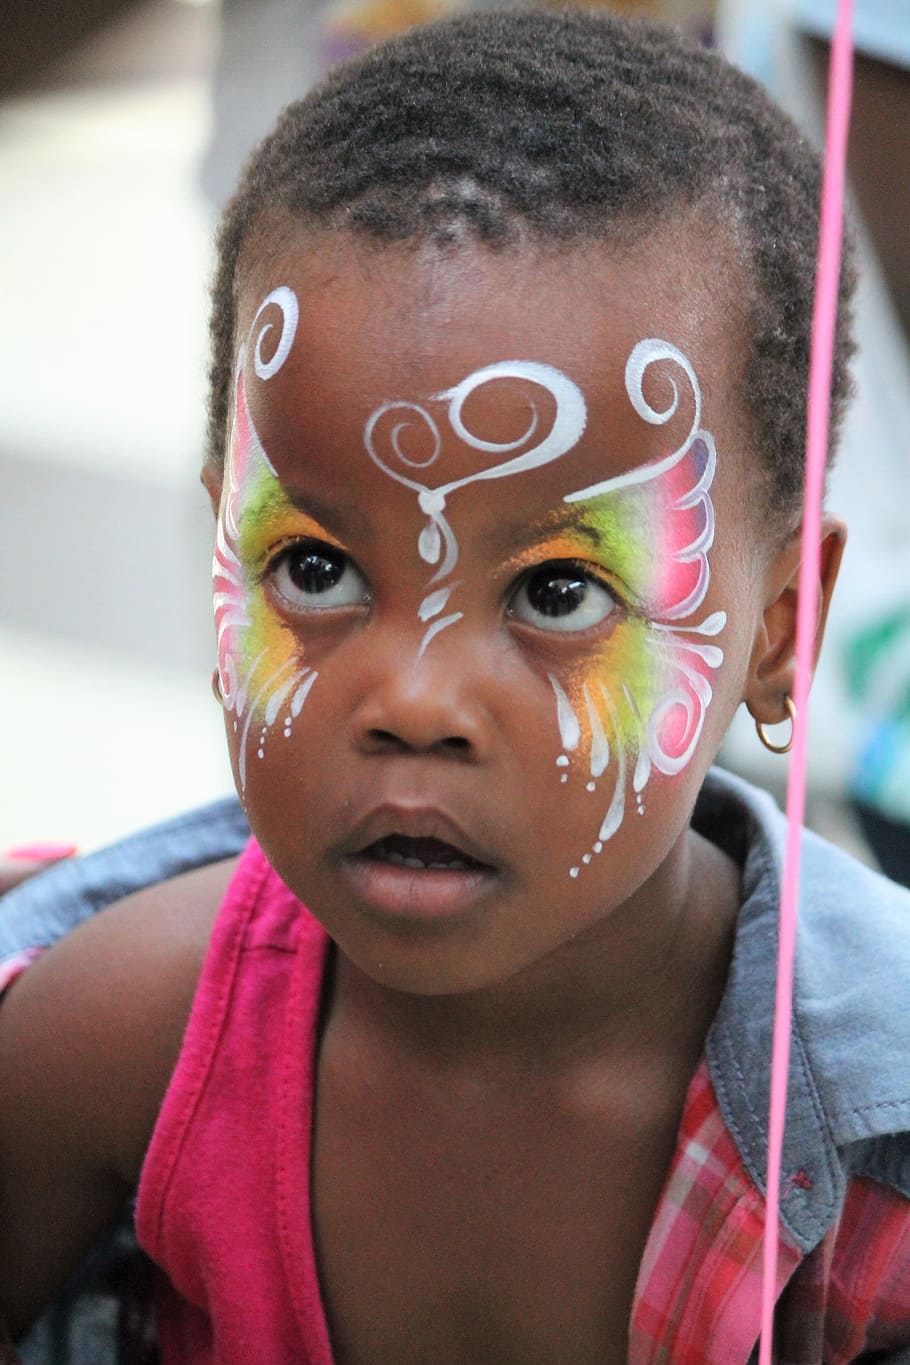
[329,829,739,1080]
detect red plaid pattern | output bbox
[632,1062,910,1363]
[3,954,909,1361]
[781,1170,910,1360]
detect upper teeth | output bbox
[382,849,471,872]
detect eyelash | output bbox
[263,537,370,613]
[508,558,633,635]
[260,541,635,633]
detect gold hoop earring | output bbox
[755,695,797,754]
[211,668,223,705]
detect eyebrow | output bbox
[274,486,374,543]
[495,508,604,556]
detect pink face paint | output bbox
[214,287,323,795]
[545,340,726,874]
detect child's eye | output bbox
[509,561,617,633]
[269,542,368,612]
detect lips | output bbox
[364,835,486,873]
[339,805,499,920]
[346,805,495,868]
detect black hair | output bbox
[207,7,856,524]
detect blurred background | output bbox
[2,0,908,874]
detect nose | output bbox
[350,626,492,760]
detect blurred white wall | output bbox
[5,0,903,854]
[717,0,910,813]
[0,1,235,850]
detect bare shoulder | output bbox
[0,855,239,1179]
[0,855,238,1336]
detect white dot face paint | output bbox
[213,286,323,795]
[363,361,588,658]
[542,339,727,876]
[216,278,725,902]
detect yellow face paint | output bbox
[214,361,327,793]
[520,342,727,877]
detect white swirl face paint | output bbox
[213,287,321,795]
[250,286,299,381]
[215,289,725,876]
[545,339,727,876]
[363,361,588,656]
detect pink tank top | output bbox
[136,839,336,1363]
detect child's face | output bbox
[210,225,771,994]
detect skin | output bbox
[0,223,844,1360]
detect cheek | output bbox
[214,553,316,796]
[548,612,724,872]
[549,624,662,864]
[554,621,665,773]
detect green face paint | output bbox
[213,289,325,794]
[542,341,727,877]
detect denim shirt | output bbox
[697,769,910,1253]
[2,769,910,1362]
[0,797,250,963]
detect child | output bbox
[2,10,909,1362]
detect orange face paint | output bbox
[214,346,327,793]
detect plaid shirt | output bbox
[3,769,910,1363]
[4,948,908,1364]
[633,1061,910,1363]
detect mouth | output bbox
[340,811,499,921]
[361,835,489,874]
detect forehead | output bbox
[233,224,751,512]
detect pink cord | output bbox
[758,4,854,1360]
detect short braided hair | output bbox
[207,7,856,523]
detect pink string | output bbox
[758,3,854,1360]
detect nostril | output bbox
[365,729,472,756]
[368,729,407,749]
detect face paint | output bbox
[363,361,588,656]
[218,286,723,868]
[214,287,323,794]
[544,340,727,875]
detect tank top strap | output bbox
[137,837,335,1363]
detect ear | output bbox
[201,463,223,518]
[743,517,846,730]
